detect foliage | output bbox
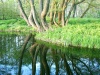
[0,0,19,19]
[35,18,100,49]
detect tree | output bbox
[17,0,87,32]
[72,0,85,18]
[0,0,19,19]
[80,0,95,18]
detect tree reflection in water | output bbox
[26,33,100,75]
[0,33,100,75]
[28,41,100,75]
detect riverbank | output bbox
[35,18,100,49]
[0,18,100,49]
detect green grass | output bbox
[35,18,100,49]
[0,18,100,49]
[68,18,100,25]
[0,19,35,33]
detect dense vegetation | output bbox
[35,18,100,49]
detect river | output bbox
[0,33,100,75]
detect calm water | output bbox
[0,33,100,75]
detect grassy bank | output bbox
[0,19,34,33]
[35,18,100,49]
[0,18,100,49]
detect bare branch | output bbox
[76,0,85,5]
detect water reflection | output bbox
[0,34,100,75]
[0,34,32,75]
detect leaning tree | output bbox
[17,0,85,32]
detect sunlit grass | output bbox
[0,19,34,32]
[36,18,100,49]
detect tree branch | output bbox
[76,0,85,5]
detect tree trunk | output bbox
[61,10,65,26]
[66,2,75,21]
[17,0,87,32]
[50,1,55,25]
[28,10,37,29]
[58,12,62,24]
[80,7,90,18]
[17,0,31,26]
[30,0,41,31]
[73,4,76,18]
[58,0,64,25]
[41,0,50,30]
[61,0,66,26]
[39,0,43,14]
[80,0,94,18]
[50,11,54,25]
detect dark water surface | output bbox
[0,33,100,75]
